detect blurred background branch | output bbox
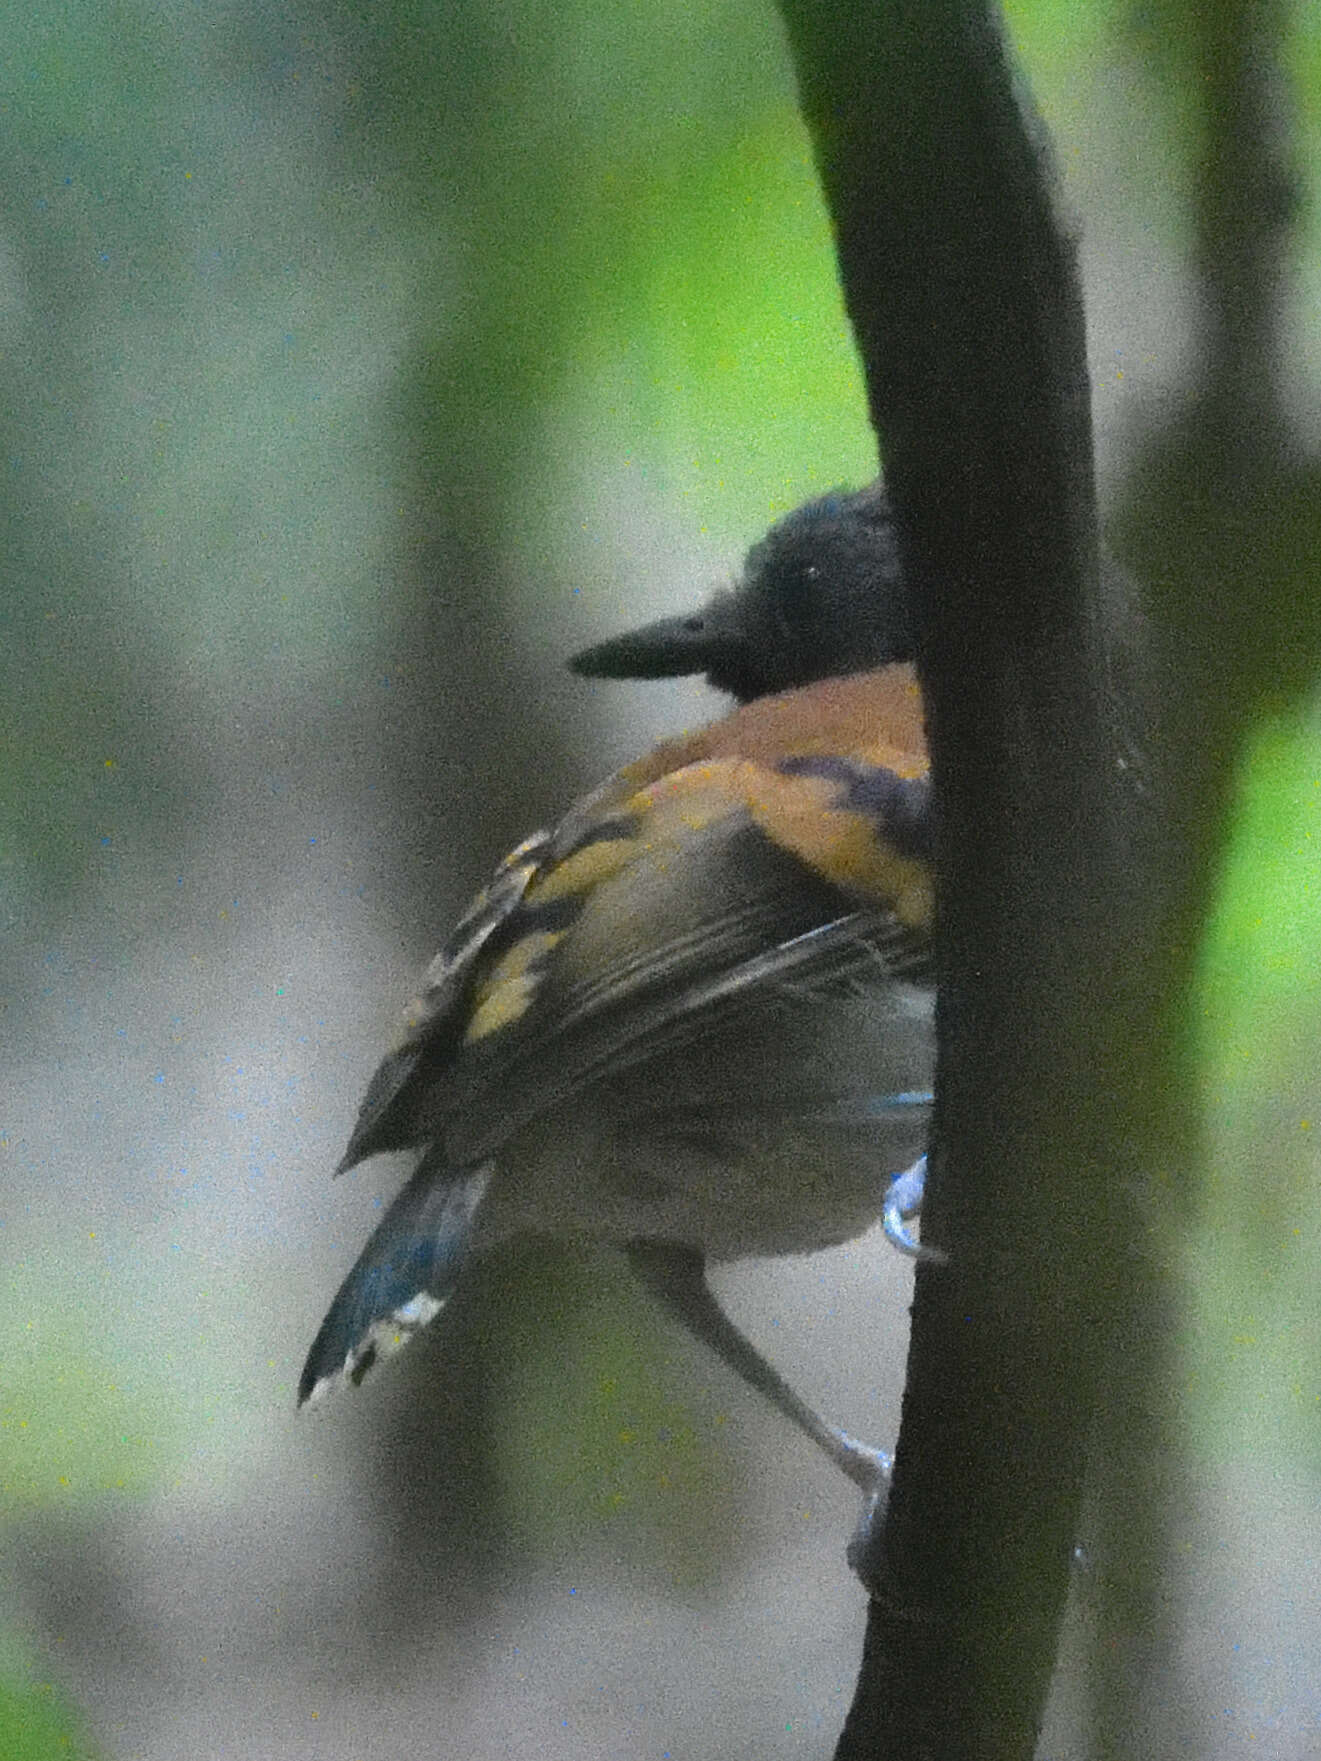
[1093,1,1321,1753]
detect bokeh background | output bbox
[2,1,1320,1755]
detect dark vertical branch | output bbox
[774,4,1130,1756]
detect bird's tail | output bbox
[298,1151,491,1406]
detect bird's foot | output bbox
[837,1435,891,1592]
[882,1154,945,1262]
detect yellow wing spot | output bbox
[529,835,636,904]
[464,929,565,1042]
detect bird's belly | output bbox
[485,987,933,1262]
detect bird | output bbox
[300,487,936,1548]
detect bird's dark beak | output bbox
[569,611,742,681]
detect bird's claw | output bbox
[882,1153,946,1262]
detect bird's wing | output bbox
[337,673,931,1175]
[331,828,557,1171]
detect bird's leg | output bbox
[625,1239,891,1531]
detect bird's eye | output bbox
[804,565,820,584]
[683,616,706,634]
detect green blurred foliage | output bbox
[1189,708,1321,1472]
[1199,712,1321,1107]
[1004,0,1115,78]
[0,1326,176,1506]
[0,1675,100,1761]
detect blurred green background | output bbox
[1,0,1318,1755]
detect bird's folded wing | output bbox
[338,667,932,1172]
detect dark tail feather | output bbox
[298,1152,491,1406]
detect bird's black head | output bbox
[570,481,915,703]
